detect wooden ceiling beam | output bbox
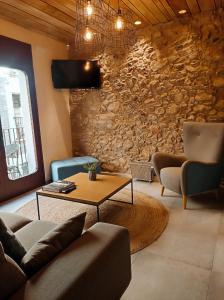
[0,1,73,42]
[186,0,200,14]
[0,0,74,34]
[41,0,77,18]
[18,0,76,27]
[140,0,170,22]
[0,16,69,44]
[166,0,191,16]
[152,0,173,20]
[214,0,222,8]
[197,0,216,11]
[157,0,176,18]
[123,0,159,24]
[106,0,156,24]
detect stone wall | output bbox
[70,10,224,172]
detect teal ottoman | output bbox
[51,156,101,181]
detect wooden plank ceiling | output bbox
[0,0,222,43]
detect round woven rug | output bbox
[17,189,169,254]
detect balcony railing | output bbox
[2,127,29,180]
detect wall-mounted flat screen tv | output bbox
[51,60,101,89]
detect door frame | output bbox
[0,35,45,201]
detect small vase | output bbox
[88,171,96,181]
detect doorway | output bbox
[0,35,45,201]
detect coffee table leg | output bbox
[36,194,40,220]
[131,179,134,205]
[96,206,100,222]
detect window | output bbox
[0,67,38,180]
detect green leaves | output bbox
[83,162,99,172]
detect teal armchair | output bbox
[152,122,224,209]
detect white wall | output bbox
[0,18,72,180]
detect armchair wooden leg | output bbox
[182,195,187,209]
[161,186,165,196]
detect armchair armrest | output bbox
[181,160,223,196]
[152,152,186,182]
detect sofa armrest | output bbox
[181,160,223,196]
[10,223,131,300]
[152,152,186,182]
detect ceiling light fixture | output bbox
[83,26,93,41]
[134,20,142,25]
[115,0,124,30]
[74,0,137,58]
[178,9,187,15]
[86,0,93,17]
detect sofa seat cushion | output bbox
[0,212,31,232]
[160,167,182,194]
[15,221,56,251]
[20,213,86,277]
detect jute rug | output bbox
[17,189,169,254]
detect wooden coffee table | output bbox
[36,172,133,222]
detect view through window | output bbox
[0,67,37,180]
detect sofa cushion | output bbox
[0,242,26,300]
[21,212,86,277]
[0,218,26,264]
[0,212,31,232]
[160,167,182,194]
[16,220,56,251]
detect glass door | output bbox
[0,67,37,180]
[0,35,45,201]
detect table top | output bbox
[37,172,132,206]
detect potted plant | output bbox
[83,162,99,181]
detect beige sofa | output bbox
[0,211,131,300]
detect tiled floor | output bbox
[122,181,224,300]
[0,181,224,300]
[0,189,37,213]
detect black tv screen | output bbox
[51,60,101,89]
